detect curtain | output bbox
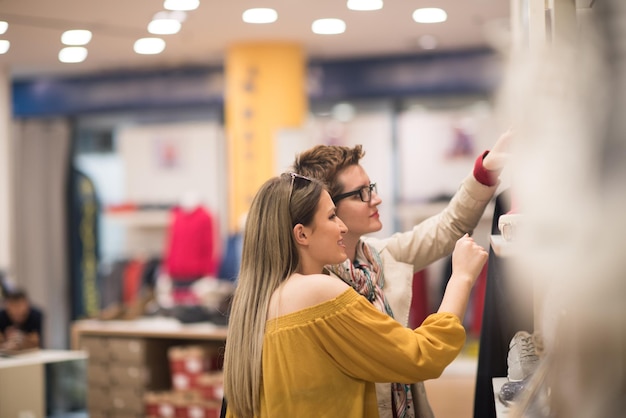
[12,118,71,349]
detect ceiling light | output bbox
[148,18,182,35]
[242,8,278,24]
[164,0,199,11]
[412,8,447,24]
[0,40,9,54]
[0,22,8,35]
[153,10,188,22]
[61,29,92,46]
[312,18,346,35]
[168,11,188,22]
[418,34,438,50]
[134,38,166,55]
[347,0,383,11]
[59,47,88,63]
[332,102,356,122]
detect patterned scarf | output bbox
[328,240,415,418]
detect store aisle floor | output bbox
[424,354,478,418]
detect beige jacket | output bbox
[332,173,497,418]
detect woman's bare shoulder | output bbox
[295,273,350,298]
[268,274,351,319]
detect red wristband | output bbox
[473,150,498,186]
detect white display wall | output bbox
[77,121,227,262]
[397,102,497,203]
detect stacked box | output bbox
[195,372,224,401]
[144,391,221,418]
[144,344,224,417]
[79,335,171,418]
[168,345,221,391]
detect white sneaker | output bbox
[507,331,539,382]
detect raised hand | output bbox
[483,129,513,172]
[451,234,489,287]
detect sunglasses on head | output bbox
[285,172,313,201]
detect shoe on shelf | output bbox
[498,378,528,407]
[498,213,523,242]
[507,330,540,382]
[532,331,544,356]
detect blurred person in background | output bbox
[0,288,44,351]
[497,0,626,416]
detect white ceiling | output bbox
[0,0,510,80]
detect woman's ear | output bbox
[293,224,308,246]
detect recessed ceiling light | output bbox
[59,47,88,63]
[418,34,438,50]
[332,102,356,122]
[0,40,10,54]
[153,10,188,23]
[164,0,199,11]
[168,10,188,22]
[347,0,383,11]
[61,29,92,46]
[0,21,8,35]
[312,18,346,35]
[242,8,278,24]
[148,18,182,35]
[413,8,448,24]
[134,38,166,55]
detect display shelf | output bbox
[492,377,510,417]
[0,349,88,417]
[490,234,517,258]
[105,209,171,228]
[71,317,228,349]
[0,349,87,368]
[72,317,228,417]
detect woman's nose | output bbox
[338,217,348,233]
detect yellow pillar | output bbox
[225,42,307,231]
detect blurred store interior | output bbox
[0,1,612,418]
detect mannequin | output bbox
[164,191,219,304]
[179,190,201,213]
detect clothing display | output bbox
[408,269,429,329]
[164,206,219,280]
[99,260,126,311]
[122,259,145,305]
[67,167,101,319]
[224,289,465,418]
[217,232,243,282]
[99,257,161,316]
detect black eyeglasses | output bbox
[286,172,312,201]
[332,183,377,204]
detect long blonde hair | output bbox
[222,173,323,418]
